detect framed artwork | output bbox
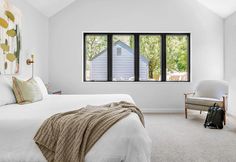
[0,0,21,75]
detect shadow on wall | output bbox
[229,78,236,116]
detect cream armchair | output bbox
[185,80,228,124]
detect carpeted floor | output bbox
[144,111,236,162]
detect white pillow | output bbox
[34,77,48,99]
[0,76,16,106]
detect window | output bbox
[139,35,161,81]
[84,33,190,82]
[166,35,189,81]
[112,35,134,81]
[84,34,108,81]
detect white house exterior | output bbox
[90,41,149,81]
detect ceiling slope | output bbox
[25,0,75,17]
[197,0,236,18]
[24,0,236,18]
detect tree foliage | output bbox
[139,36,161,79]
[85,35,107,61]
[166,36,188,73]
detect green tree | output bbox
[139,36,161,79]
[114,35,134,47]
[86,35,107,61]
[166,36,188,73]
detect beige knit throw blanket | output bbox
[34,101,144,162]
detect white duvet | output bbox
[0,94,151,162]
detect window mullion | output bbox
[134,34,140,81]
[107,34,112,81]
[187,34,191,82]
[161,34,167,81]
[83,34,87,81]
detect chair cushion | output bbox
[186,96,223,107]
[195,80,228,99]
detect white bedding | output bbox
[0,94,152,162]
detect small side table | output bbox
[48,90,62,95]
[46,84,62,95]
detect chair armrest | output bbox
[184,92,195,97]
[222,95,228,111]
[222,95,228,99]
[184,92,195,102]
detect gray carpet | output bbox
[144,111,236,162]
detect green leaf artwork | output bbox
[6,53,16,62]
[0,43,9,52]
[0,17,8,28]
[0,2,21,75]
[7,29,17,37]
[5,10,15,22]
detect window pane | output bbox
[112,35,134,81]
[139,35,161,81]
[85,35,107,81]
[166,35,189,81]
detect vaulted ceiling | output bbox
[197,0,236,18]
[24,0,75,17]
[24,0,236,18]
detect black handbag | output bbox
[204,103,225,129]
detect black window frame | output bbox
[83,32,191,82]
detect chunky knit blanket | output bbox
[34,101,144,162]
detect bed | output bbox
[0,94,152,162]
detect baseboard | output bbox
[142,109,236,115]
[142,108,184,114]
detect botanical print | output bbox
[0,0,21,75]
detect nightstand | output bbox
[46,84,62,95]
[48,90,62,95]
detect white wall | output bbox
[9,0,49,82]
[49,0,224,111]
[224,12,236,115]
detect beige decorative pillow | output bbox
[12,77,43,104]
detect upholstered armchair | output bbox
[184,80,228,124]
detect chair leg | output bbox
[200,110,202,114]
[223,96,227,125]
[185,107,187,119]
[224,113,226,125]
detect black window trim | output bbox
[83,32,191,82]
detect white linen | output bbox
[0,94,151,162]
[34,77,48,99]
[0,76,16,106]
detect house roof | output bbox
[91,40,149,63]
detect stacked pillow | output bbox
[0,76,16,106]
[34,77,49,99]
[12,77,43,104]
[0,76,48,106]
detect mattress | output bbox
[0,94,152,162]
